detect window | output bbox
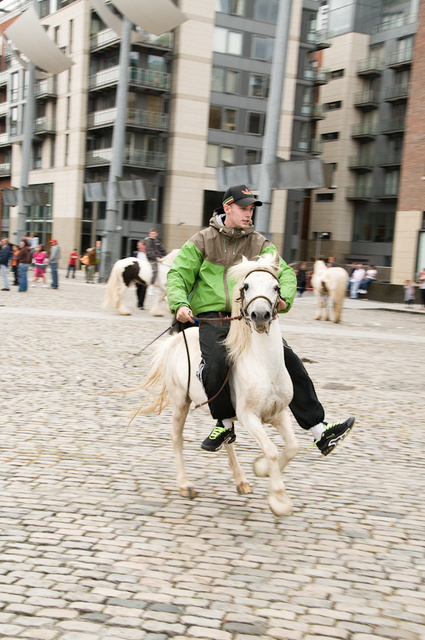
[316,193,334,202]
[211,68,240,93]
[64,133,69,166]
[384,169,399,195]
[10,107,18,135]
[325,100,342,111]
[213,27,243,55]
[206,144,235,167]
[249,74,269,98]
[321,131,339,141]
[38,0,49,18]
[298,122,310,151]
[254,0,279,23]
[248,112,263,135]
[69,19,73,53]
[223,108,237,131]
[209,106,221,129]
[11,72,19,102]
[245,149,259,164]
[301,87,312,115]
[147,54,165,73]
[50,138,55,168]
[330,68,344,79]
[216,0,246,16]
[252,36,274,61]
[353,210,395,243]
[33,142,42,170]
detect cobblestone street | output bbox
[1,273,424,640]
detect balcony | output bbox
[313,69,330,85]
[372,13,416,34]
[0,101,8,116]
[87,107,168,131]
[89,66,170,92]
[0,132,9,146]
[346,185,373,200]
[310,104,325,120]
[35,77,57,99]
[0,162,11,176]
[86,147,166,170]
[310,140,323,155]
[376,151,402,166]
[348,155,375,172]
[90,28,173,52]
[34,117,55,135]
[351,122,378,140]
[0,70,8,86]
[380,117,405,135]
[375,185,398,199]
[357,58,383,77]
[354,90,380,110]
[383,83,409,103]
[387,49,413,69]
[307,29,332,51]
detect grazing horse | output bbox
[135,253,299,517]
[104,249,179,317]
[311,260,349,323]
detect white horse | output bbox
[135,253,299,517]
[311,260,348,323]
[104,249,179,317]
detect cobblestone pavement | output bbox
[1,272,424,640]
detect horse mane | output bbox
[225,253,280,363]
[161,248,179,268]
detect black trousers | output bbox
[136,282,147,308]
[197,311,324,430]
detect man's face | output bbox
[224,202,255,229]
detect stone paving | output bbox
[0,271,424,640]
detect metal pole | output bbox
[99,16,132,282]
[14,0,38,244]
[256,0,293,237]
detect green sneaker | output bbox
[316,417,355,456]
[201,421,236,452]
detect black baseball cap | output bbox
[222,185,263,208]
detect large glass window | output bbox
[247,112,263,135]
[353,211,395,243]
[206,144,235,167]
[211,67,240,93]
[252,36,274,61]
[254,0,279,23]
[216,0,246,16]
[213,27,243,55]
[209,106,221,129]
[249,74,269,98]
[223,108,237,131]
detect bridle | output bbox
[237,268,281,326]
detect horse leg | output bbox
[118,283,132,315]
[254,409,299,477]
[314,291,322,320]
[171,402,197,499]
[333,295,342,323]
[224,442,253,495]
[240,413,293,517]
[150,287,165,317]
[323,293,329,321]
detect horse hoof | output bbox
[119,311,132,316]
[253,456,269,477]
[180,486,197,500]
[268,494,293,518]
[237,482,253,495]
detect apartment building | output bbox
[307,0,422,281]
[0,0,323,267]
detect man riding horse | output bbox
[166,185,355,453]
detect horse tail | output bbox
[131,342,171,418]
[103,261,123,311]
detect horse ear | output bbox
[272,251,280,271]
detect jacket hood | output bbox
[209,211,255,239]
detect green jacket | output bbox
[166,212,297,316]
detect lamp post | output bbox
[315,231,330,260]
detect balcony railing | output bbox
[348,155,375,170]
[87,107,168,130]
[310,140,323,155]
[374,185,399,198]
[346,186,373,199]
[34,117,55,134]
[0,162,11,175]
[0,132,10,146]
[89,66,170,92]
[380,117,405,134]
[387,49,413,68]
[86,147,166,169]
[357,58,383,76]
[0,102,8,116]
[351,122,378,138]
[376,151,402,166]
[0,70,8,86]
[307,29,332,50]
[313,69,330,85]
[372,13,416,34]
[90,28,173,51]
[35,77,57,99]
[383,84,409,101]
[353,90,380,109]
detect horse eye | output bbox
[242,283,249,291]
[275,285,281,294]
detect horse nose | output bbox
[251,309,271,326]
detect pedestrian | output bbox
[133,240,148,309]
[416,267,425,310]
[358,264,378,295]
[28,232,39,257]
[350,264,366,299]
[48,239,61,289]
[84,247,97,283]
[66,249,80,278]
[167,184,354,454]
[145,228,167,294]
[11,244,19,286]
[17,239,31,292]
[296,262,307,297]
[403,280,415,308]
[0,237,12,291]
[31,244,49,287]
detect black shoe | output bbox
[316,417,355,456]
[201,421,236,452]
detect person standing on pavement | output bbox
[0,237,12,291]
[49,239,61,289]
[417,267,425,310]
[167,184,355,454]
[145,228,167,294]
[66,249,80,279]
[17,239,31,292]
[296,262,307,297]
[11,244,19,286]
[133,240,148,309]
[31,244,49,287]
[85,247,97,283]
